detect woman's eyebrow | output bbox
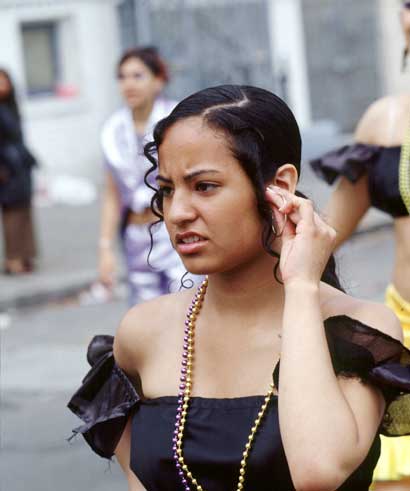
[156,169,221,183]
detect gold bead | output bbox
[237,483,243,490]
[258,411,263,418]
[243,450,248,458]
[245,442,251,449]
[178,457,184,464]
[192,479,198,486]
[240,459,246,466]
[251,426,256,433]
[187,472,192,479]
[264,396,270,403]
[240,468,245,476]
[182,464,188,472]
[239,475,244,483]
[197,486,203,491]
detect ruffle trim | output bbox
[67,335,140,458]
[310,143,382,185]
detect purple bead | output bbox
[184,336,189,342]
[179,383,186,390]
[185,487,191,491]
[173,436,177,443]
[181,367,187,374]
[183,343,189,350]
[177,406,182,413]
[176,462,181,469]
[179,470,184,477]
[173,444,177,451]
[182,478,187,485]
[174,429,178,435]
[182,359,187,366]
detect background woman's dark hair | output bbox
[144,84,343,291]
[117,46,169,83]
[0,68,20,122]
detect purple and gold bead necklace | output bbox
[172,277,275,491]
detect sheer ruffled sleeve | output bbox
[272,316,410,437]
[67,335,140,458]
[309,143,382,185]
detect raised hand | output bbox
[265,186,337,287]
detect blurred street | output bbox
[0,127,395,491]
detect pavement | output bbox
[0,124,392,310]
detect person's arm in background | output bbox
[98,170,120,288]
[322,98,388,249]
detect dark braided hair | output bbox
[144,85,344,291]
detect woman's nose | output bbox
[167,190,196,225]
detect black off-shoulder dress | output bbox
[68,316,410,491]
[310,144,408,218]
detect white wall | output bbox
[377,0,410,95]
[0,0,121,179]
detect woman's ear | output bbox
[269,164,298,194]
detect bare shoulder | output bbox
[321,284,403,343]
[354,95,396,144]
[113,289,194,376]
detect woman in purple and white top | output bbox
[99,46,185,305]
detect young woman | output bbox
[98,46,184,305]
[69,85,410,491]
[310,3,410,488]
[0,68,37,274]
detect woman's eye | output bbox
[196,182,218,192]
[159,186,173,197]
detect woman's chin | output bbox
[181,259,218,276]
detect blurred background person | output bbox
[98,46,185,305]
[0,68,37,275]
[310,2,410,489]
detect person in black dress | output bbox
[69,85,410,491]
[0,68,37,274]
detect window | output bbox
[21,22,59,96]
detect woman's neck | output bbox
[132,99,155,134]
[203,257,285,321]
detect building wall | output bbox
[118,0,311,127]
[377,0,410,95]
[0,0,121,178]
[302,0,382,132]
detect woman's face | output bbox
[118,57,163,110]
[157,116,266,275]
[0,73,11,100]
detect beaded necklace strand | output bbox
[172,277,276,491]
[399,115,410,214]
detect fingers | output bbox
[265,186,336,243]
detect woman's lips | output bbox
[175,235,208,255]
[176,239,207,255]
